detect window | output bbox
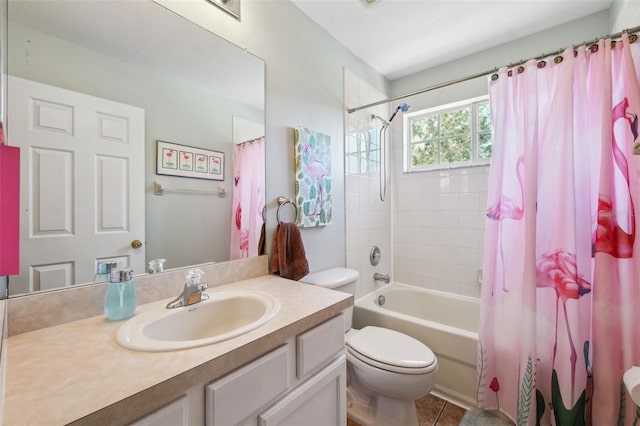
[404,96,492,171]
[346,128,379,175]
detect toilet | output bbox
[299,267,438,426]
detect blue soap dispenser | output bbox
[104,267,137,321]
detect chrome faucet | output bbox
[166,269,209,309]
[373,273,390,283]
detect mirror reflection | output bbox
[6,0,266,296]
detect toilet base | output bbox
[347,394,374,426]
[347,386,419,426]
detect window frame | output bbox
[346,127,380,175]
[403,95,491,172]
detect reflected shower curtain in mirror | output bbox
[478,34,640,425]
[230,137,265,260]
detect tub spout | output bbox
[374,273,390,283]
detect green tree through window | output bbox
[406,97,492,170]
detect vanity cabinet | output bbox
[206,314,346,426]
[206,345,291,426]
[3,275,354,426]
[129,314,346,426]
[131,395,189,426]
[257,355,346,426]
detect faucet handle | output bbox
[185,268,205,286]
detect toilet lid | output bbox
[299,267,359,288]
[346,326,436,369]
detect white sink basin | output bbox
[116,290,281,352]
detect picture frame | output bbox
[156,140,224,181]
[294,127,332,227]
[205,0,241,20]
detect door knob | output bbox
[131,239,143,249]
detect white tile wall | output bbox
[345,70,489,300]
[344,70,391,299]
[393,167,488,298]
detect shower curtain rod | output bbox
[347,24,640,114]
[236,136,264,146]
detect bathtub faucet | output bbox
[373,273,390,283]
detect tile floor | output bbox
[347,394,467,426]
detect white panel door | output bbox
[8,76,145,295]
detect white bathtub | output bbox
[352,283,480,407]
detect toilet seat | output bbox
[346,326,437,375]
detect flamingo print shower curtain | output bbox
[230,137,265,260]
[478,33,640,425]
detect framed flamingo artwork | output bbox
[179,151,194,171]
[156,140,224,181]
[294,127,332,227]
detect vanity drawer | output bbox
[206,345,289,426]
[296,314,344,378]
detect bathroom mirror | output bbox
[4,0,266,296]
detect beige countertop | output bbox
[3,275,352,426]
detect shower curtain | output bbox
[478,34,640,425]
[230,137,265,260]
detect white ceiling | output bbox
[291,0,613,80]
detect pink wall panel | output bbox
[0,144,20,276]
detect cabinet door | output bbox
[296,314,344,378]
[130,395,189,426]
[206,345,290,426]
[258,355,346,426]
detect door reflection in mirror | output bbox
[5,0,265,296]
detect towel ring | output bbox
[276,196,298,224]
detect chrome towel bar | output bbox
[276,196,299,224]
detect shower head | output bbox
[396,103,411,113]
[387,102,410,124]
[371,114,387,124]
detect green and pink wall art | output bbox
[294,127,332,227]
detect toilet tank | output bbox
[299,267,359,332]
